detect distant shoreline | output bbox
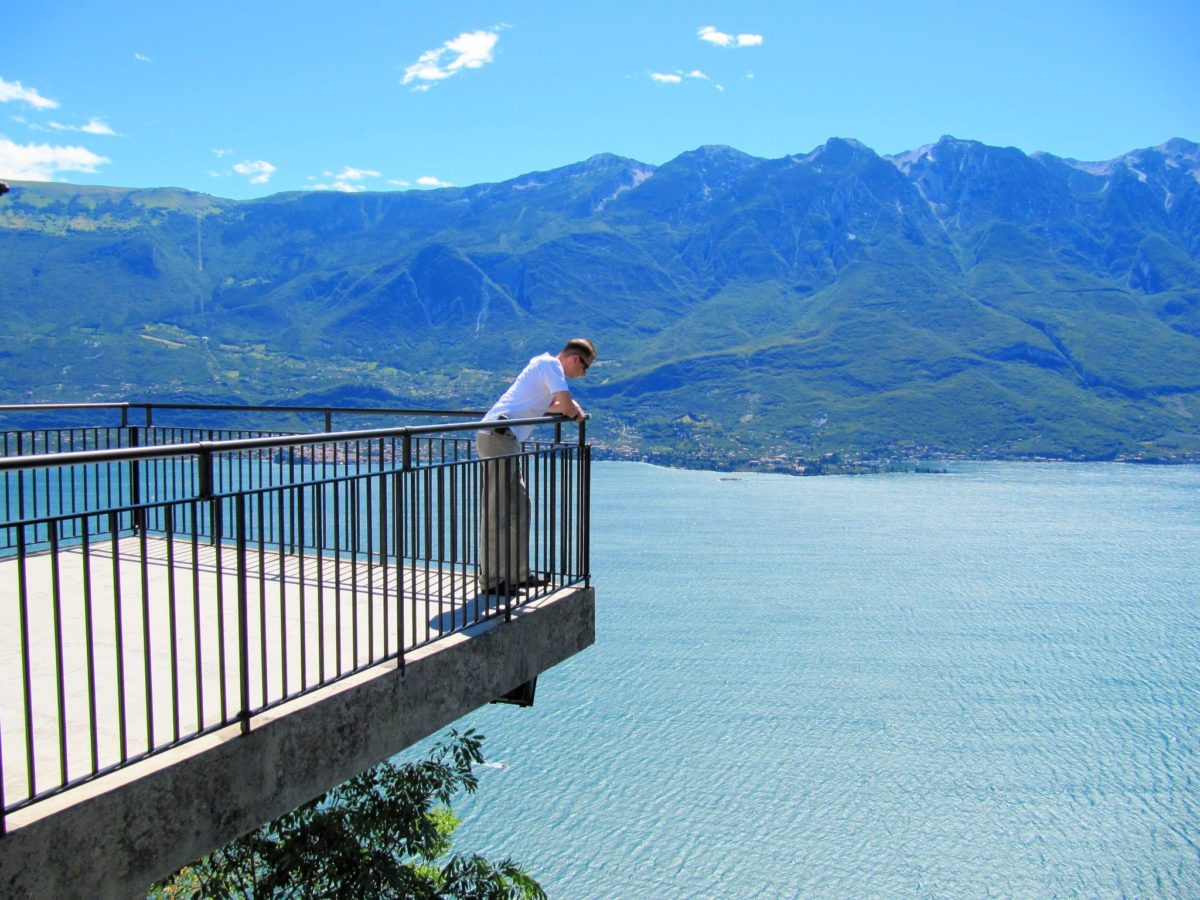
[589,447,1200,477]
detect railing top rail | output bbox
[0,402,133,412]
[0,414,585,473]
[0,401,487,417]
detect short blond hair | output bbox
[562,338,596,362]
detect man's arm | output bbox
[546,390,585,423]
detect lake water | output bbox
[411,461,1200,898]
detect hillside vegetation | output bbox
[2,136,1198,468]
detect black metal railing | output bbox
[0,401,500,542]
[0,405,590,831]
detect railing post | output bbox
[129,425,144,534]
[198,448,214,500]
[198,447,217,546]
[324,410,333,433]
[393,469,405,671]
[402,431,412,471]
[574,420,588,582]
[16,526,37,797]
[235,494,251,735]
[581,442,591,586]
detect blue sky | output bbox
[2,0,1197,200]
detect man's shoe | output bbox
[481,575,551,595]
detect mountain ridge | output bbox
[2,136,1198,468]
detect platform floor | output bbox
[0,534,509,813]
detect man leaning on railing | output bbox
[477,338,596,595]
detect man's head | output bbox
[559,338,596,378]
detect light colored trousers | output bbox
[476,429,530,589]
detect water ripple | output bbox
[403,462,1200,898]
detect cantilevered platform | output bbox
[0,536,595,898]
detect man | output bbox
[477,338,595,594]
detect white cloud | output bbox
[234,159,276,184]
[81,117,116,135]
[48,116,117,136]
[212,148,233,158]
[0,77,59,110]
[134,53,151,63]
[403,29,500,90]
[311,180,367,193]
[336,166,381,181]
[308,166,383,192]
[308,171,448,191]
[0,138,110,180]
[698,25,763,48]
[650,70,723,91]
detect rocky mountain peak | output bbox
[794,137,878,169]
[1157,137,1200,160]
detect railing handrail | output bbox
[0,414,585,474]
[0,402,488,417]
[0,402,133,412]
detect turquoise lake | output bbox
[410,461,1200,898]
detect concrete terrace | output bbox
[0,405,594,898]
[0,534,594,898]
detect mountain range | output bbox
[2,135,1198,468]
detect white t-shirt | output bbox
[485,353,569,440]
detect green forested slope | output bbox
[2,136,1198,467]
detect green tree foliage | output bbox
[150,729,544,899]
